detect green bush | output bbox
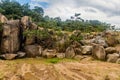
[69,34,83,42]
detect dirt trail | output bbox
[0,59,120,80]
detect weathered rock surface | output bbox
[92,44,106,60]
[0,13,8,23]
[56,53,65,59]
[17,52,26,58]
[81,46,93,55]
[105,47,117,54]
[107,53,119,63]
[24,45,42,57]
[21,16,37,46]
[42,49,56,58]
[94,36,108,47]
[21,16,32,30]
[1,20,21,53]
[65,46,75,58]
[0,53,18,60]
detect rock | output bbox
[94,36,108,47]
[56,53,65,59]
[25,36,35,45]
[55,35,70,52]
[1,20,21,53]
[42,49,56,58]
[74,48,82,55]
[72,41,81,48]
[30,22,38,30]
[80,40,91,45]
[65,46,75,58]
[21,16,32,30]
[21,16,37,30]
[81,46,93,55]
[107,53,119,63]
[116,58,120,64]
[0,53,18,60]
[105,47,117,54]
[115,45,120,52]
[17,52,26,58]
[106,35,118,47]
[21,16,37,46]
[74,55,86,60]
[72,30,81,37]
[24,45,42,57]
[92,44,106,60]
[0,13,8,23]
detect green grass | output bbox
[0,58,77,65]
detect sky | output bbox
[3,0,120,27]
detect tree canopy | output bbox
[0,0,110,32]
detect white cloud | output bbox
[31,0,120,26]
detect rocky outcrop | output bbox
[0,13,8,23]
[21,16,32,30]
[21,16,37,46]
[0,13,120,65]
[1,20,21,53]
[92,44,106,60]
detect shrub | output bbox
[69,34,83,42]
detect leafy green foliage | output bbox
[0,0,44,22]
[69,34,83,42]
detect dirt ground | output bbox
[0,58,120,80]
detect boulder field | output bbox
[0,13,120,64]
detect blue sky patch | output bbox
[16,0,30,4]
[39,2,49,8]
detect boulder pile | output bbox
[0,13,120,63]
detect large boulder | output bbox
[106,35,118,47]
[94,36,108,47]
[92,44,106,60]
[105,47,117,54]
[0,53,18,60]
[65,46,75,58]
[0,13,8,23]
[21,16,37,30]
[55,34,70,52]
[107,53,119,63]
[1,20,21,53]
[21,16,37,46]
[81,46,93,55]
[24,45,42,57]
[71,41,82,55]
[21,16,32,30]
[42,49,56,58]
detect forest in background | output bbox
[0,0,111,32]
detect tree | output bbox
[33,6,44,16]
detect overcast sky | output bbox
[6,0,120,27]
